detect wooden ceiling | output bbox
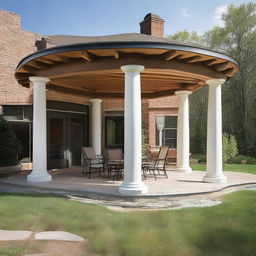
[15,46,239,98]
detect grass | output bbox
[191,163,256,174]
[0,191,256,256]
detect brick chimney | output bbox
[140,13,165,37]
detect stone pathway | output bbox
[35,231,84,242]
[0,230,84,242]
[0,230,32,241]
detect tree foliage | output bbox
[223,133,238,163]
[204,2,256,156]
[166,30,202,45]
[166,2,256,157]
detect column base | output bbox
[203,173,227,183]
[118,182,148,196]
[27,172,52,182]
[175,166,192,173]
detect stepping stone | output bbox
[23,254,49,256]
[0,229,32,241]
[35,231,84,242]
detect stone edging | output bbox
[0,230,84,242]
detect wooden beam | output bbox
[213,62,229,71]
[205,59,222,66]
[28,61,52,69]
[163,51,180,61]
[221,68,235,76]
[184,56,204,63]
[81,50,93,62]
[22,65,38,73]
[37,58,55,65]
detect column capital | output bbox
[121,65,144,73]
[90,98,102,103]
[206,79,226,87]
[29,76,50,83]
[175,90,192,95]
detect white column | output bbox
[203,79,227,183]
[175,91,192,173]
[90,99,102,155]
[28,77,51,182]
[118,65,148,195]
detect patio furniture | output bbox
[105,149,124,180]
[142,146,169,180]
[82,147,104,178]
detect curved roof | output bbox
[15,33,239,99]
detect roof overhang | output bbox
[15,41,239,99]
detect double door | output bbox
[47,111,87,169]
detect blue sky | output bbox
[0,0,253,36]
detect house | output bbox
[0,10,178,170]
[0,9,238,195]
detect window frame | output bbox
[156,115,177,149]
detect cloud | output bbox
[180,8,191,18]
[213,5,228,27]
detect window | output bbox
[105,116,124,148]
[2,105,33,162]
[3,105,33,121]
[156,116,177,148]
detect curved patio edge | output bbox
[0,176,255,202]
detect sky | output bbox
[0,0,254,36]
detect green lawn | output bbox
[0,190,256,256]
[191,164,256,174]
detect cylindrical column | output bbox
[90,99,102,155]
[175,90,192,173]
[203,79,227,183]
[118,65,148,195]
[27,77,51,182]
[159,130,163,146]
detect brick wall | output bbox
[0,9,90,106]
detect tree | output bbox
[222,133,238,164]
[204,2,256,156]
[166,30,202,45]
[166,30,208,154]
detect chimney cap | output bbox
[143,13,163,21]
[140,13,165,37]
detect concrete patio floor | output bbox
[0,167,255,202]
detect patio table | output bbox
[106,160,124,181]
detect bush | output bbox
[191,154,206,163]
[228,155,256,164]
[0,115,21,166]
[190,158,199,164]
[223,133,238,164]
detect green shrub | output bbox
[190,158,199,164]
[223,133,238,164]
[0,115,21,166]
[191,154,206,163]
[228,155,256,164]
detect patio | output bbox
[1,167,255,201]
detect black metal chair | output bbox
[82,147,104,178]
[105,149,124,180]
[142,146,169,180]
